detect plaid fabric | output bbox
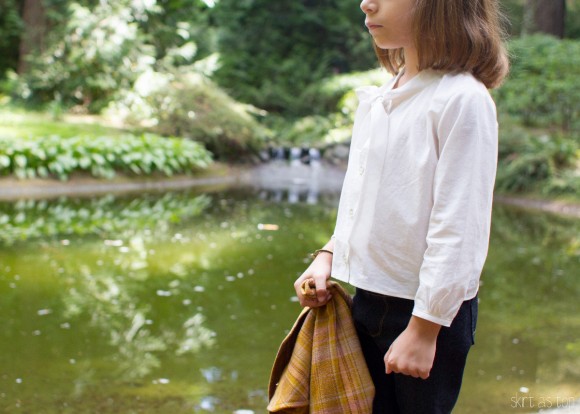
[268,280,375,413]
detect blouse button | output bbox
[359,166,365,176]
[349,208,354,218]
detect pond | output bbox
[0,178,579,413]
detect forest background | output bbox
[0,0,578,200]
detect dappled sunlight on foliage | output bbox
[0,133,212,181]
[108,71,267,161]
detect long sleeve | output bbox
[412,90,498,327]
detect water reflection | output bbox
[455,205,580,413]
[0,193,211,245]
[0,189,578,413]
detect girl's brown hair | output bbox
[374,0,509,89]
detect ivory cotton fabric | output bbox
[331,70,498,327]
[267,281,374,414]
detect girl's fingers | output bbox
[299,292,332,308]
[313,276,328,303]
[385,346,393,374]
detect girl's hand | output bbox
[294,252,333,308]
[384,316,441,379]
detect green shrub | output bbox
[301,69,387,115]
[0,0,21,78]
[276,114,351,148]
[213,0,377,116]
[108,71,268,161]
[496,121,579,195]
[494,35,580,132]
[544,168,580,197]
[0,133,212,181]
[19,2,156,112]
[271,69,386,147]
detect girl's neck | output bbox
[393,46,420,89]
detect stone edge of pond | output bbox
[494,195,580,219]
[0,163,253,201]
[1,163,579,220]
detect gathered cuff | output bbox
[411,308,452,328]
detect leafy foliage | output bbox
[491,35,580,197]
[19,2,156,112]
[0,133,212,180]
[0,0,21,77]
[213,0,377,116]
[15,0,216,112]
[108,71,268,161]
[495,117,579,195]
[273,69,386,146]
[494,35,580,131]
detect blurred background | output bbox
[0,0,579,413]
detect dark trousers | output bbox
[352,288,478,414]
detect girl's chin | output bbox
[372,38,398,50]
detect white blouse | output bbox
[331,69,498,327]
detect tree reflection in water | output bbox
[0,188,578,413]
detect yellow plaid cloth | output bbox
[267,280,375,413]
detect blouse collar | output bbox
[356,69,440,112]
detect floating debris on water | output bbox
[257,223,279,231]
[194,286,205,292]
[61,240,70,246]
[519,386,530,393]
[37,309,52,316]
[199,396,219,410]
[15,378,22,384]
[156,290,172,297]
[104,240,123,247]
[152,378,170,384]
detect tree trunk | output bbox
[524,0,566,38]
[18,0,47,74]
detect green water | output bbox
[0,186,578,413]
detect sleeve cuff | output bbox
[412,309,452,328]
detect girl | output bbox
[294,0,509,412]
